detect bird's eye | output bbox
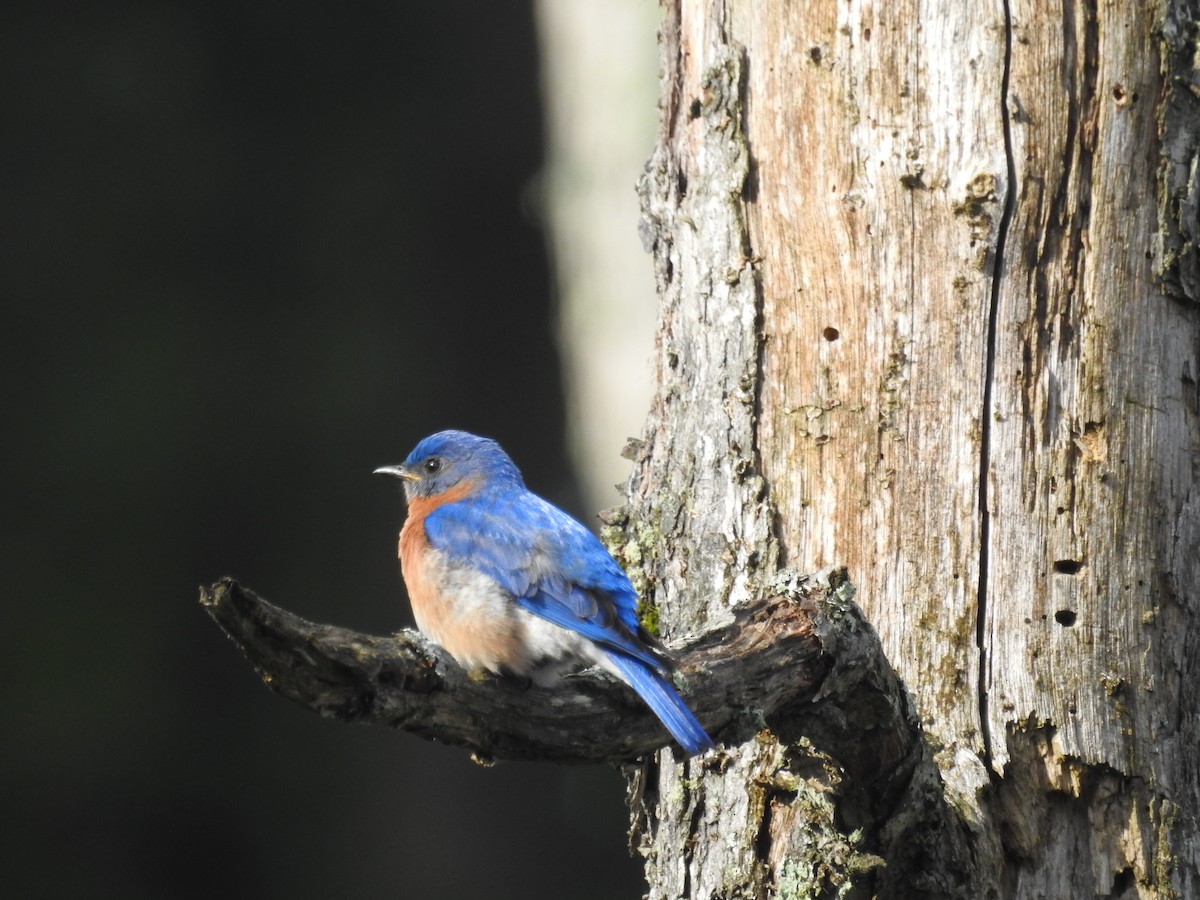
[423,456,443,474]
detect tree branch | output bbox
[199,569,917,774]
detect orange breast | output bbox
[396,481,525,672]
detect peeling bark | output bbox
[626,0,1200,896]
[1155,0,1200,303]
[200,573,889,765]
[203,569,977,895]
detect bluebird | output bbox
[374,430,714,755]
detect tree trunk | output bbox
[627,0,1200,896]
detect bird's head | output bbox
[374,430,524,501]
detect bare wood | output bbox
[980,1,1200,890]
[736,0,1004,770]
[620,5,988,891]
[626,0,1199,896]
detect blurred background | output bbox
[0,1,661,897]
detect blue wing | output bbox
[424,487,715,754]
[423,489,662,671]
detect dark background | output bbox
[1,2,643,897]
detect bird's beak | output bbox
[373,465,418,481]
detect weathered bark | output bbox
[625,0,1200,897]
[199,574,830,763]
[203,568,976,893]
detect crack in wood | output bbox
[978,0,1021,778]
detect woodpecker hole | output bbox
[1054,610,1078,627]
[1052,559,1084,575]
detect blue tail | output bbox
[604,652,715,755]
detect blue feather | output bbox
[426,492,647,647]
[514,587,663,672]
[601,651,714,756]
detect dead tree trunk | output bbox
[626,0,1200,896]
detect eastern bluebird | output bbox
[374,430,714,755]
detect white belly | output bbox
[408,547,612,680]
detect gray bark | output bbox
[199,575,832,763]
[621,0,1200,896]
